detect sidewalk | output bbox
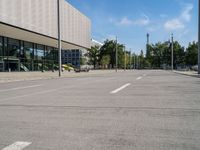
[173,70,200,78]
[0,70,115,83]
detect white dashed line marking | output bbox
[136,77,142,80]
[2,141,31,150]
[110,83,131,94]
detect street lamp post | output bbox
[198,0,200,74]
[57,0,62,77]
[146,33,149,57]
[130,50,132,70]
[124,45,126,71]
[138,56,140,69]
[115,36,118,72]
[171,33,174,71]
[134,53,136,69]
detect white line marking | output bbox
[110,83,131,94]
[2,141,31,150]
[136,77,142,80]
[0,85,42,93]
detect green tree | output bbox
[145,41,185,69]
[100,39,124,69]
[101,55,110,69]
[138,50,146,69]
[172,41,185,68]
[145,44,155,68]
[185,42,198,66]
[162,41,171,67]
[80,57,87,65]
[88,46,100,69]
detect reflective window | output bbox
[46,46,54,60]
[20,42,34,71]
[24,42,34,60]
[54,48,58,63]
[3,38,21,71]
[0,36,3,57]
[0,37,3,71]
[7,38,20,59]
[36,44,45,60]
[0,36,63,71]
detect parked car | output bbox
[191,65,198,71]
[74,65,90,72]
[62,64,74,72]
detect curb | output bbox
[173,71,200,78]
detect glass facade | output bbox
[0,37,3,71]
[0,36,58,72]
[0,37,3,58]
[62,49,81,67]
[22,41,34,71]
[5,38,20,71]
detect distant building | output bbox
[61,39,103,68]
[91,39,103,48]
[62,49,88,67]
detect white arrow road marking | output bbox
[2,141,31,150]
[0,85,42,93]
[136,77,142,80]
[110,83,131,94]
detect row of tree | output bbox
[145,41,198,69]
[87,40,131,69]
[87,39,198,69]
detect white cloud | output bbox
[164,19,185,31]
[117,15,150,26]
[164,3,193,31]
[133,15,150,26]
[181,4,193,22]
[119,17,133,26]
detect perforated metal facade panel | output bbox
[0,0,91,48]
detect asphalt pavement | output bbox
[0,70,200,150]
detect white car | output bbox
[191,65,198,71]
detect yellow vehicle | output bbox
[62,64,74,72]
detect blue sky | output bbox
[67,0,198,54]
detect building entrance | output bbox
[4,59,20,72]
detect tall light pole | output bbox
[146,33,150,57]
[57,0,62,77]
[134,53,136,69]
[198,0,200,74]
[136,55,139,69]
[115,36,118,72]
[124,45,126,71]
[171,33,174,71]
[138,56,140,69]
[130,49,132,70]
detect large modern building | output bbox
[0,0,91,72]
